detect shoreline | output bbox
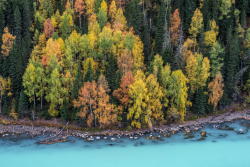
[1,109,250,143]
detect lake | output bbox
[1,119,250,167]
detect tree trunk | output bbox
[0,94,2,114]
[40,94,43,110]
[79,16,82,31]
[32,97,36,121]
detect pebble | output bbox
[111,137,117,142]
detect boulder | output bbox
[200,131,207,137]
[111,137,117,142]
[235,128,248,135]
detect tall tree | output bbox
[208,72,224,110]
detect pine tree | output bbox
[155,3,166,54]
[223,28,240,104]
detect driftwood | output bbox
[37,122,69,145]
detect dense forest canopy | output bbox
[0,0,250,129]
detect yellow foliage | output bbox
[88,14,100,35]
[113,8,127,30]
[170,70,189,122]
[204,20,219,46]
[189,8,204,39]
[128,71,164,128]
[85,0,95,15]
[146,74,164,124]
[185,53,210,92]
[182,38,197,60]
[43,38,65,66]
[132,36,144,71]
[109,0,117,22]
[0,76,11,98]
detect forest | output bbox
[0,0,250,129]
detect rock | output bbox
[103,136,108,140]
[200,131,207,137]
[163,133,171,138]
[96,136,101,140]
[217,125,234,131]
[235,128,248,135]
[110,137,117,142]
[86,136,94,142]
[184,128,191,134]
[134,136,139,140]
[146,135,163,141]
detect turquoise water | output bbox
[1,120,250,167]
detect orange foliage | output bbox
[170,9,181,46]
[44,19,54,38]
[208,72,224,109]
[74,81,117,128]
[113,71,134,107]
[1,27,16,57]
[74,0,85,16]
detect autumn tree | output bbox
[145,74,164,127]
[94,83,117,128]
[151,56,190,122]
[74,0,85,28]
[208,72,224,110]
[204,20,219,47]
[185,53,210,92]
[127,71,164,129]
[44,19,54,38]
[85,0,95,15]
[127,70,148,129]
[73,82,98,127]
[189,8,204,39]
[168,70,189,122]
[1,27,16,57]
[113,71,134,115]
[204,20,224,78]
[23,61,38,120]
[170,9,181,46]
[109,0,117,22]
[97,0,108,29]
[73,81,117,128]
[46,67,65,117]
[59,11,73,39]
[113,8,127,30]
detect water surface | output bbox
[1,120,250,167]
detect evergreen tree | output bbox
[155,3,166,55]
[222,29,240,104]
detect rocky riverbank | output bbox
[1,110,250,144]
